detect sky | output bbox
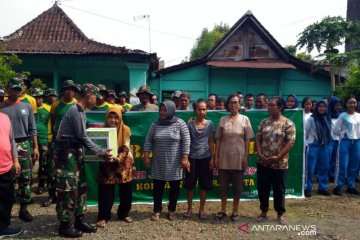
[0,0,348,67]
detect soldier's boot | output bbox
[42,188,57,207]
[74,215,97,233]
[58,221,83,238]
[36,180,45,195]
[19,204,33,222]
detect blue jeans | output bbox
[335,139,360,189]
[328,140,338,179]
[305,144,331,192]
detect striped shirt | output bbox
[144,118,190,181]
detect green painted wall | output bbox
[151,64,332,103]
[150,65,208,102]
[15,55,139,93]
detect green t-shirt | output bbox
[36,104,51,144]
[51,99,77,135]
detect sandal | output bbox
[278,216,288,225]
[198,212,207,220]
[167,211,176,221]
[230,214,239,221]
[96,220,106,228]
[256,215,268,222]
[215,212,227,220]
[183,212,192,218]
[151,212,160,221]
[122,216,133,223]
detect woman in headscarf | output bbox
[143,101,190,221]
[285,94,299,109]
[304,101,332,197]
[327,96,342,182]
[96,106,135,228]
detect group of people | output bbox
[0,77,358,239]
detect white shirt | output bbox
[330,118,339,140]
[333,112,360,140]
[305,117,318,145]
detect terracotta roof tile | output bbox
[1,4,146,55]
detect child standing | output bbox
[184,99,214,220]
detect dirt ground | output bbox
[8,181,360,240]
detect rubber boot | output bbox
[36,180,45,195]
[42,188,56,207]
[58,221,83,238]
[74,215,97,233]
[19,204,33,222]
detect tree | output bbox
[335,63,360,100]
[284,45,312,61]
[0,51,22,89]
[296,16,360,53]
[190,23,229,60]
[296,16,360,92]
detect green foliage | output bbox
[190,23,229,60]
[284,45,297,56]
[0,52,22,89]
[335,63,360,100]
[296,16,350,53]
[296,52,312,61]
[29,78,47,92]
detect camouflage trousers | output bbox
[37,143,48,183]
[46,142,56,191]
[16,140,33,204]
[54,141,87,221]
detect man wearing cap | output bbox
[117,91,133,112]
[54,83,112,238]
[43,80,77,207]
[18,77,37,114]
[0,78,39,222]
[106,90,117,105]
[171,90,182,109]
[32,88,51,195]
[44,88,58,106]
[131,85,159,111]
[91,84,118,111]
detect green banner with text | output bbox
[85,110,304,205]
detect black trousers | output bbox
[153,179,180,213]
[0,168,15,229]
[97,181,133,221]
[257,163,287,215]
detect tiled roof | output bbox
[1,4,147,55]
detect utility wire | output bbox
[61,3,195,41]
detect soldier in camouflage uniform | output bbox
[42,80,77,207]
[0,78,39,222]
[32,89,51,194]
[55,83,112,238]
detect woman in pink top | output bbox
[0,112,22,238]
[215,93,254,221]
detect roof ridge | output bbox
[4,3,87,42]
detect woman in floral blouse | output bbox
[255,97,296,225]
[96,107,135,228]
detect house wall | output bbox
[151,66,332,103]
[150,65,208,102]
[15,55,133,93]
